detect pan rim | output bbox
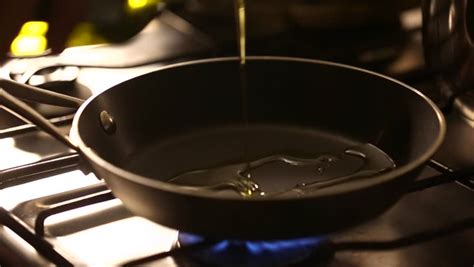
[69,56,446,201]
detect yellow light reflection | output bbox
[10,21,49,57]
[128,0,149,9]
[10,36,47,56]
[20,21,49,35]
[66,22,107,47]
[126,0,159,12]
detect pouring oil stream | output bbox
[234,0,261,196]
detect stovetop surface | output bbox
[0,8,473,267]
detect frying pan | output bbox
[0,57,445,239]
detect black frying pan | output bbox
[0,57,445,239]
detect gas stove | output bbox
[0,7,474,267]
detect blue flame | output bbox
[178,233,328,267]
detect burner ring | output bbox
[176,232,333,267]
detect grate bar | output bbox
[0,207,73,266]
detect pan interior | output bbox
[122,124,395,198]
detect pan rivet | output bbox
[99,111,116,134]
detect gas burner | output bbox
[176,233,332,267]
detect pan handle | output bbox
[0,78,84,108]
[0,88,78,151]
